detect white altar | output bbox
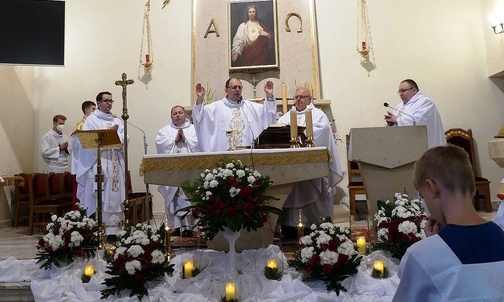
[141,148,331,251]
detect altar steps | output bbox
[0,282,33,302]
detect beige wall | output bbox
[1,0,504,221]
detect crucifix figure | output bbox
[115,73,134,229]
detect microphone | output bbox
[384,102,416,125]
[237,97,242,104]
[127,121,148,155]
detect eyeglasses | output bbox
[294,95,310,100]
[227,85,243,90]
[397,88,414,94]
[101,99,114,104]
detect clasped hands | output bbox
[175,128,185,144]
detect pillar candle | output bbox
[146,54,150,63]
[84,264,95,277]
[184,260,194,279]
[362,41,367,50]
[225,282,236,300]
[373,260,384,277]
[305,109,313,138]
[267,259,277,269]
[282,82,287,114]
[356,236,366,254]
[308,83,313,98]
[290,109,297,139]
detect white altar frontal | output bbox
[141,147,331,251]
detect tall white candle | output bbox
[306,109,313,138]
[290,110,297,140]
[282,82,287,114]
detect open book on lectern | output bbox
[74,129,122,150]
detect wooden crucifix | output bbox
[115,73,134,229]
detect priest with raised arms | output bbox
[278,86,343,226]
[193,78,277,151]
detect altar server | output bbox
[393,145,504,301]
[193,78,277,151]
[71,100,96,174]
[156,105,200,231]
[76,92,128,234]
[277,87,343,226]
[384,79,446,148]
[40,114,72,173]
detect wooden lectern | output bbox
[348,126,428,221]
[75,129,122,228]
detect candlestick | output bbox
[225,282,236,300]
[290,110,299,148]
[267,259,277,270]
[184,260,194,279]
[373,260,384,277]
[282,82,287,114]
[84,264,95,278]
[305,109,315,147]
[356,236,366,254]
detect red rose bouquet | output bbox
[288,222,362,295]
[374,192,428,259]
[180,160,281,240]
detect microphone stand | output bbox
[128,121,151,224]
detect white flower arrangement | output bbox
[179,160,281,240]
[289,222,362,295]
[35,203,99,270]
[101,222,174,300]
[374,192,428,259]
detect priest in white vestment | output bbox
[156,105,200,230]
[76,92,128,234]
[384,79,446,148]
[40,114,72,173]
[192,78,277,151]
[277,87,343,225]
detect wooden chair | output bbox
[445,128,492,212]
[13,173,31,227]
[346,135,367,218]
[28,173,71,235]
[126,171,151,224]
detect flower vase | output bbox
[222,226,240,277]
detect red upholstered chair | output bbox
[445,128,492,212]
[28,173,70,235]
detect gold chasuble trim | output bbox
[140,148,329,175]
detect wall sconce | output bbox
[492,23,504,34]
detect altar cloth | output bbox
[0,247,399,301]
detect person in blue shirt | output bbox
[393,144,504,302]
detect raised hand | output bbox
[196,83,206,104]
[264,80,274,98]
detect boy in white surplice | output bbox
[393,145,504,301]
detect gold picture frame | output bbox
[228,0,279,73]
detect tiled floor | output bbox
[0,210,498,261]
